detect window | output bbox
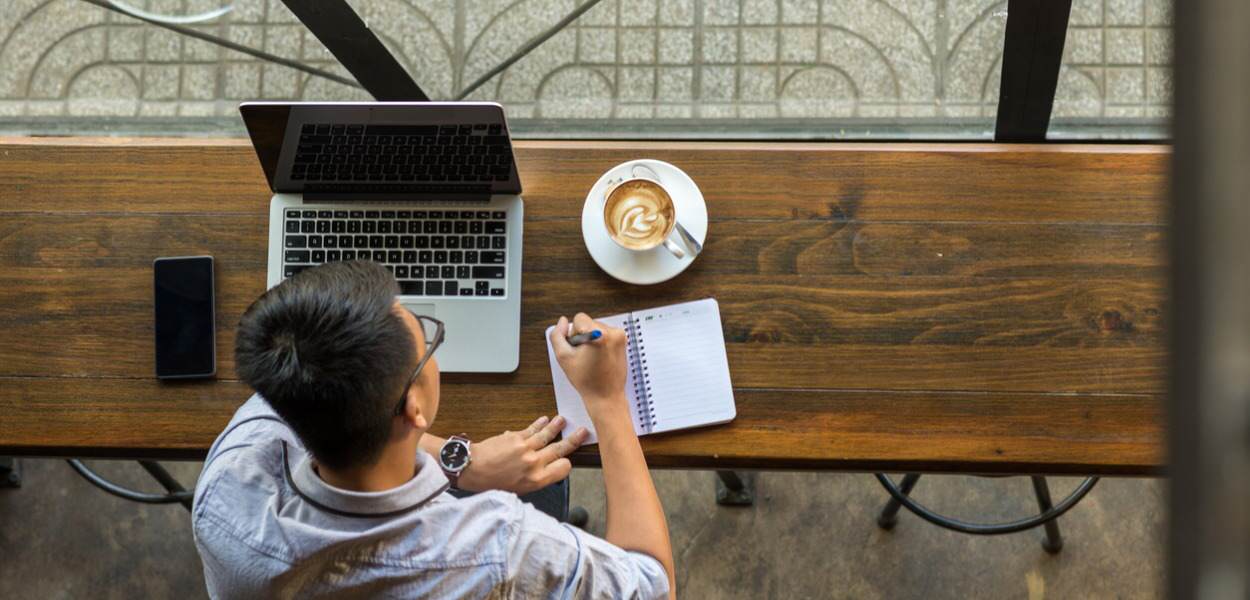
[0,0,1168,140]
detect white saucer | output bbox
[582,159,708,285]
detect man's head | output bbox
[234,261,439,470]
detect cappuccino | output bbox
[604,180,676,251]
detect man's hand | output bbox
[455,415,589,494]
[549,314,629,423]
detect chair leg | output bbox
[876,473,921,530]
[1031,476,1064,553]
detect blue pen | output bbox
[567,329,602,346]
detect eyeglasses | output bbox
[393,311,445,416]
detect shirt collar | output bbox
[283,441,449,518]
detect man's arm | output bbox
[549,314,676,598]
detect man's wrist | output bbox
[586,394,633,432]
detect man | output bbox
[192,260,675,599]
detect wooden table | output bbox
[0,138,1167,476]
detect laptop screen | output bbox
[240,102,522,197]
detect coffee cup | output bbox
[602,164,701,259]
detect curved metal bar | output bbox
[456,0,605,100]
[107,0,232,25]
[873,473,1100,535]
[67,459,193,505]
[78,0,361,89]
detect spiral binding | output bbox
[625,316,657,433]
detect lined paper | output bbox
[545,298,736,443]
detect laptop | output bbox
[239,102,523,372]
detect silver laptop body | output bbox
[241,102,523,372]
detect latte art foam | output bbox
[604,181,676,250]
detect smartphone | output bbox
[153,256,216,379]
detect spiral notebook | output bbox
[544,298,737,444]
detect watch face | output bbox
[440,440,470,471]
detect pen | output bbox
[567,329,602,346]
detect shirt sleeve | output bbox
[503,499,670,600]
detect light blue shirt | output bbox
[192,395,670,599]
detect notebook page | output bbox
[632,298,736,433]
[544,312,643,444]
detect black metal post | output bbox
[138,461,193,511]
[281,0,429,101]
[1030,476,1063,553]
[714,470,755,506]
[994,0,1074,141]
[876,473,921,530]
[0,457,19,489]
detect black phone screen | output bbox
[154,256,216,378]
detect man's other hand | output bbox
[456,415,589,494]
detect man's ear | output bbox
[399,386,429,431]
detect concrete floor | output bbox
[0,459,1163,599]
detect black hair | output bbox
[234,260,416,470]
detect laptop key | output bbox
[460,288,473,296]
[287,210,301,218]
[492,211,506,219]
[444,281,458,296]
[284,265,309,278]
[403,251,418,263]
[490,288,504,297]
[311,250,325,263]
[372,250,386,262]
[456,266,470,279]
[400,236,414,249]
[285,221,300,233]
[308,236,322,248]
[342,250,356,261]
[323,236,338,248]
[473,266,505,279]
[450,251,463,263]
[385,236,399,249]
[431,237,445,249]
[395,265,409,278]
[492,236,506,249]
[435,251,448,263]
[285,250,310,263]
[354,235,368,248]
[462,236,475,249]
[369,235,383,247]
[316,221,330,233]
[388,250,402,263]
[301,221,315,233]
[285,235,307,248]
[425,281,443,296]
[485,221,506,234]
[480,251,505,264]
[327,250,341,262]
[465,251,478,264]
[399,281,423,295]
[441,266,455,279]
[378,221,392,233]
[446,236,460,249]
[476,281,489,295]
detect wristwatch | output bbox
[438,435,472,488]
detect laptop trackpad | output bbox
[402,303,436,319]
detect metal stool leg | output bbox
[1031,476,1064,553]
[714,470,755,506]
[877,473,921,530]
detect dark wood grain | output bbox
[0,377,1162,475]
[0,138,1169,474]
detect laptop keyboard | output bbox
[291,123,512,183]
[282,209,508,297]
